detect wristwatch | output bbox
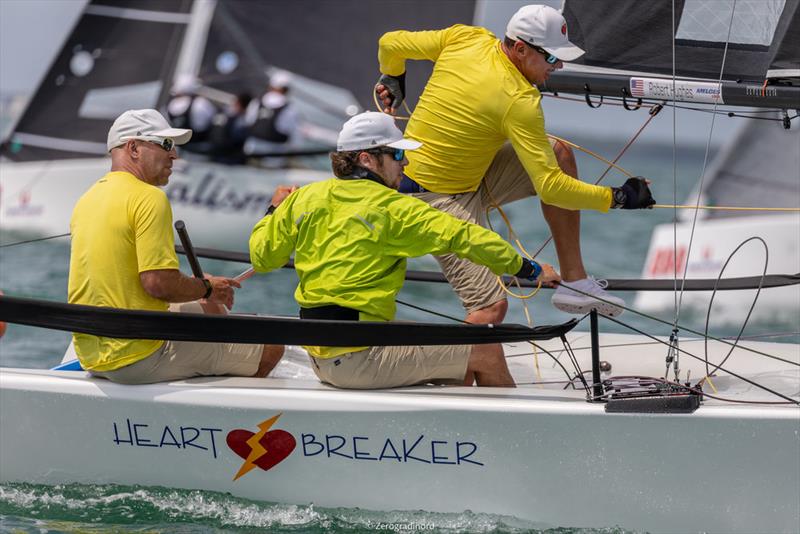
[265,204,276,216]
[611,187,627,209]
[200,278,213,299]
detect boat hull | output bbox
[2,364,798,534]
[0,158,327,251]
[636,214,800,323]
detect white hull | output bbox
[0,158,328,251]
[2,333,798,533]
[636,214,800,323]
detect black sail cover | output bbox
[562,0,800,82]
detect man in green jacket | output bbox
[250,112,559,389]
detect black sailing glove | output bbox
[377,73,406,111]
[611,177,656,209]
[514,258,543,281]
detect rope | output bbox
[652,204,800,212]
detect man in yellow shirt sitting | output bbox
[68,109,284,384]
[249,112,560,389]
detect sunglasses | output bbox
[145,138,175,152]
[371,147,405,161]
[525,42,560,64]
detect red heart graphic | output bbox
[226,428,296,472]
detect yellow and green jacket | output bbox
[249,178,523,358]
[379,24,612,211]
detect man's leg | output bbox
[541,140,587,282]
[463,300,507,385]
[254,345,285,377]
[465,341,515,387]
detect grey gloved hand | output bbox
[612,177,656,209]
[377,73,406,111]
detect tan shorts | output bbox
[91,302,263,385]
[311,344,471,389]
[412,142,539,313]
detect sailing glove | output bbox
[377,73,406,111]
[612,177,656,209]
[514,258,543,281]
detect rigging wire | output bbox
[673,0,739,333]
[601,314,799,405]
[0,233,70,248]
[703,237,768,379]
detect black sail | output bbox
[2,0,193,162]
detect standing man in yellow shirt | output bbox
[68,109,284,384]
[375,6,655,338]
[250,112,560,389]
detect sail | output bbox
[544,0,800,107]
[196,0,476,111]
[2,0,193,162]
[696,113,800,219]
[1,0,477,163]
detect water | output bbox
[1,139,797,533]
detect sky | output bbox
[0,0,740,147]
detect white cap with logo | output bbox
[506,4,585,62]
[337,111,422,152]
[107,109,193,152]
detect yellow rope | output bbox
[653,204,800,212]
[546,134,634,178]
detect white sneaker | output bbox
[551,277,625,317]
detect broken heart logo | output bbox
[226,413,296,480]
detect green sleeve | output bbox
[384,195,522,275]
[249,193,298,273]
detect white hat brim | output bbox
[151,127,193,145]
[545,42,585,62]
[387,139,422,150]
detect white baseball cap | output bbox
[506,4,585,62]
[269,70,293,90]
[107,109,192,152]
[337,112,422,152]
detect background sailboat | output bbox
[540,0,800,322]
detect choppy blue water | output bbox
[1,139,797,533]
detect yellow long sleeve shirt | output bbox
[249,178,524,358]
[379,24,612,212]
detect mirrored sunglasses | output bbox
[146,138,175,152]
[377,147,405,161]
[528,43,560,64]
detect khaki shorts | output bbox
[91,302,263,384]
[311,344,471,389]
[412,142,540,313]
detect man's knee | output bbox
[466,299,507,324]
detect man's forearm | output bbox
[140,269,207,303]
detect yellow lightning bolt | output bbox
[233,413,282,481]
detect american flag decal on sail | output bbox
[630,79,645,97]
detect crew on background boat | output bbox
[250,112,560,389]
[166,74,218,154]
[67,109,284,384]
[244,70,300,166]
[209,92,252,165]
[375,3,655,372]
